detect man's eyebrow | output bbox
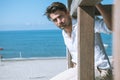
[51,18,56,22]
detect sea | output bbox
[0,30,112,59]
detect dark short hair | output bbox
[44,2,67,20]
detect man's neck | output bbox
[64,26,72,37]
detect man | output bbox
[45,2,112,80]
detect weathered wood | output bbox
[80,0,101,6]
[77,6,95,80]
[67,0,72,11]
[70,0,101,15]
[113,0,120,80]
[66,49,74,68]
[95,5,112,15]
[71,5,112,18]
[67,0,75,68]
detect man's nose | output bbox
[57,19,62,24]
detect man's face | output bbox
[49,10,71,30]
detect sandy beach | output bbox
[0,57,113,80]
[0,58,67,80]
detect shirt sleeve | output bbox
[94,17,112,34]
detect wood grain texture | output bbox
[77,6,95,80]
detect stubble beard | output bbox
[60,17,72,30]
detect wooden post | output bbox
[113,0,120,80]
[77,6,95,80]
[67,0,112,80]
[67,0,72,10]
[66,49,74,68]
[67,0,74,68]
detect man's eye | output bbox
[59,15,63,19]
[53,19,57,22]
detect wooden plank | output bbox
[67,0,74,69]
[95,5,112,15]
[67,0,72,10]
[70,0,101,15]
[77,6,95,80]
[71,5,112,18]
[66,49,74,68]
[80,0,101,6]
[113,0,120,80]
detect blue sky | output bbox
[0,0,113,31]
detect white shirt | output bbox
[62,17,112,69]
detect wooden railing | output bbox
[67,0,120,80]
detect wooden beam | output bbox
[67,0,72,10]
[77,6,95,80]
[80,0,101,6]
[67,49,74,68]
[70,0,101,16]
[71,5,112,18]
[113,0,120,80]
[95,5,112,15]
[67,0,74,68]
